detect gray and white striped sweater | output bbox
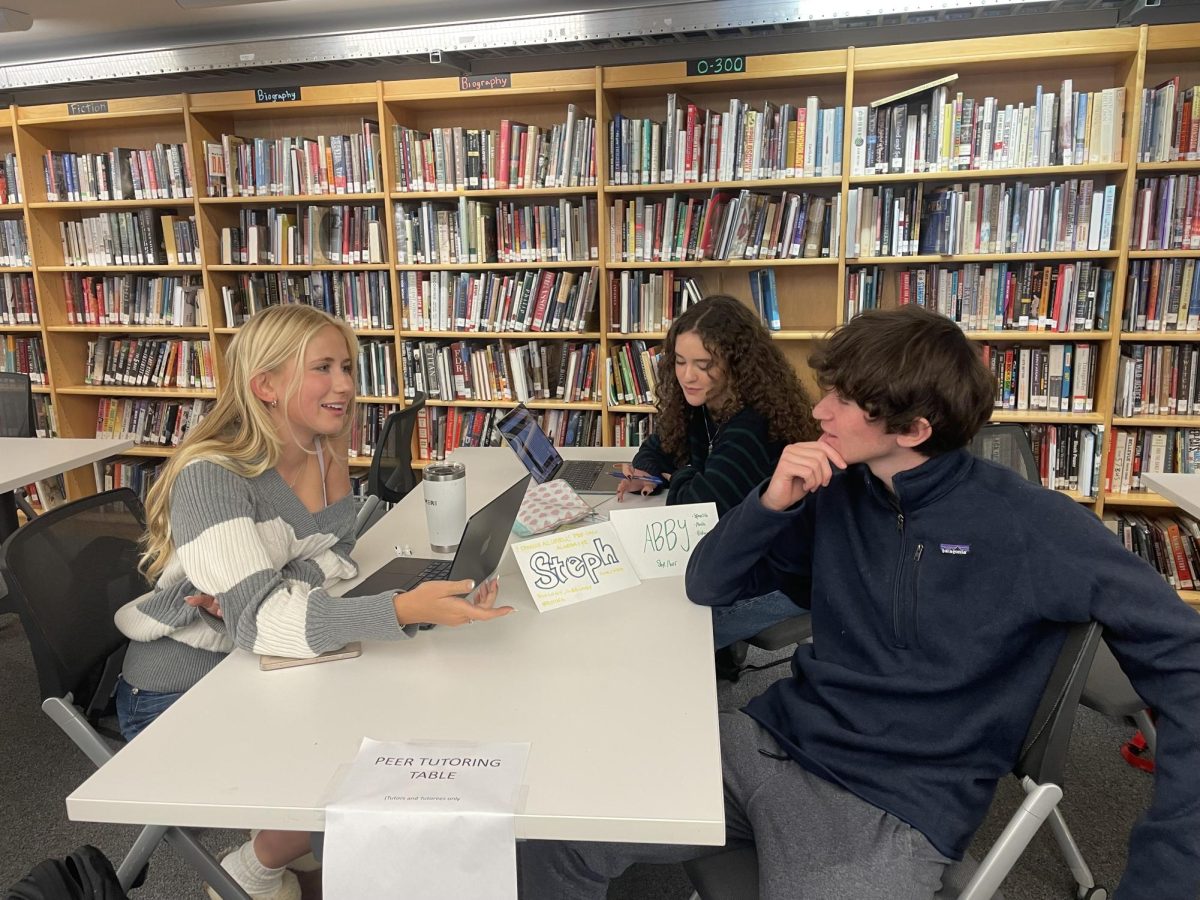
[116,458,411,693]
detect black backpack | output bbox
[5,846,128,900]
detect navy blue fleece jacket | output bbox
[686,448,1200,900]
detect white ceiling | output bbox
[0,0,648,66]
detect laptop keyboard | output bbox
[413,559,453,584]
[561,460,605,491]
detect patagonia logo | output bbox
[940,543,970,556]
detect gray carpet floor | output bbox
[0,614,1153,899]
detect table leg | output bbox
[0,490,18,543]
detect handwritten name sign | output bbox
[608,502,717,581]
[511,522,639,612]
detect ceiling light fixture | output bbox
[175,0,288,9]
[0,7,31,32]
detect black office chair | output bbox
[0,370,39,520]
[971,423,1158,761]
[0,488,251,900]
[970,422,1040,484]
[0,371,38,613]
[684,622,1106,900]
[354,392,426,537]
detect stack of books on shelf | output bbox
[1115,343,1200,417]
[161,215,200,264]
[1138,76,1200,163]
[1103,509,1200,591]
[417,405,599,461]
[402,339,599,404]
[609,94,845,184]
[102,456,167,501]
[393,106,596,191]
[854,259,1113,333]
[609,189,836,262]
[417,406,502,460]
[393,197,599,265]
[1131,174,1200,250]
[1,335,47,384]
[95,397,212,446]
[59,210,171,266]
[1022,422,1101,495]
[399,267,599,334]
[356,340,398,397]
[0,219,29,267]
[42,145,194,202]
[1,153,20,204]
[348,402,400,460]
[613,412,655,447]
[222,270,392,330]
[204,122,382,197]
[64,273,206,326]
[849,260,1115,329]
[846,178,1116,258]
[851,76,1124,176]
[606,340,662,406]
[981,341,1098,412]
[1108,427,1200,489]
[610,270,704,334]
[85,336,215,390]
[219,204,385,266]
[0,272,37,324]
[31,395,56,437]
[1123,258,1200,332]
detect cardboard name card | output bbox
[608,502,717,580]
[510,521,640,612]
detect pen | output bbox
[609,471,665,485]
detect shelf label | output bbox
[255,87,301,103]
[686,55,747,77]
[460,73,511,92]
[67,101,109,116]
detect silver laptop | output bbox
[495,403,618,494]
[354,474,531,596]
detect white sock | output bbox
[221,839,285,895]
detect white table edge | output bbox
[0,438,135,493]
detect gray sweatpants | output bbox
[519,712,951,900]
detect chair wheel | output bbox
[1078,887,1107,900]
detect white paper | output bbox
[323,739,530,900]
[510,521,641,612]
[608,502,717,580]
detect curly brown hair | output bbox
[654,294,818,461]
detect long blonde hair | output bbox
[140,305,359,580]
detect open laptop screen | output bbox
[495,404,561,484]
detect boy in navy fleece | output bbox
[521,305,1200,900]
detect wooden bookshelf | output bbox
[1,23,1200,593]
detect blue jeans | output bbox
[710,590,804,649]
[115,676,184,741]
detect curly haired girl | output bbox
[616,294,818,653]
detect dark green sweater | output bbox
[631,406,783,516]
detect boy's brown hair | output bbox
[808,306,994,456]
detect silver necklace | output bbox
[702,408,720,452]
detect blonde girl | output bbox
[115,304,509,899]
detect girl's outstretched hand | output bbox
[393,577,511,627]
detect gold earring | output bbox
[270,400,278,408]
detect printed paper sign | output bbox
[511,521,640,612]
[608,502,717,580]
[324,739,530,900]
